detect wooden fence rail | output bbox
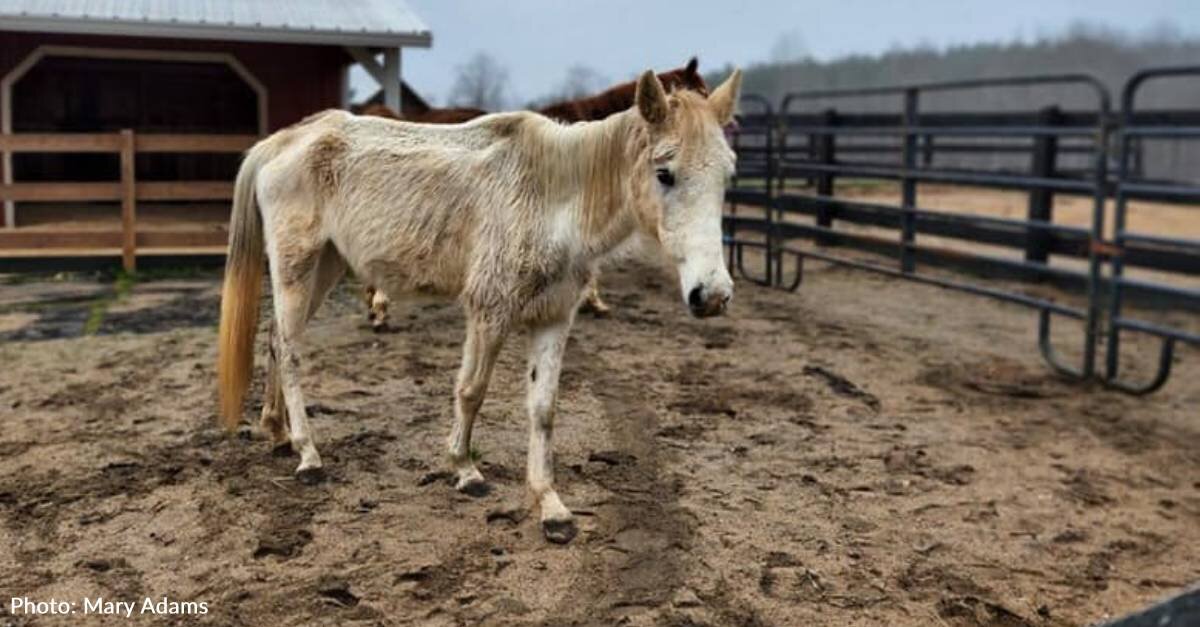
[0,130,256,270]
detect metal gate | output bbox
[723,67,1200,394]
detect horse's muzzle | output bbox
[687,285,731,318]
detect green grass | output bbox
[81,269,137,335]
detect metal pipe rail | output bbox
[723,68,1199,394]
[777,73,1111,381]
[1104,65,1200,393]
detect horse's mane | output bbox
[356,57,707,126]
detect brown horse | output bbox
[356,58,709,327]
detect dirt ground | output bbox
[0,259,1197,626]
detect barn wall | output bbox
[0,31,350,132]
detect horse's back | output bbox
[247,108,553,298]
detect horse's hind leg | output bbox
[260,244,346,452]
[268,239,340,483]
[260,321,289,450]
[446,314,505,495]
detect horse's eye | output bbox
[656,168,675,187]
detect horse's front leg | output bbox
[446,316,505,495]
[526,316,576,543]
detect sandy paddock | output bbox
[0,258,1197,626]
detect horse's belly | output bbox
[328,198,474,300]
[353,252,465,299]
[331,230,461,298]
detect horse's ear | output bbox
[636,69,668,125]
[708,68,742,125]
[686,57,699,76]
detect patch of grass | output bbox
[469,446,484,463]
[82,299,109,335]
[113,270,135,298]
[82,270,138,335]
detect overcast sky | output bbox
[352,0,1200,107]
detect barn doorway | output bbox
[6,51,263,229]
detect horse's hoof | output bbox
[542,517,577,544]
[296,467,326,486]
[578,300,612,318]
[456,477,491,498]
[271,442,293,458]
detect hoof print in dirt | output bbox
[416,470,455,487]
[486,507,528,527]
[296,467,326,486]
[317,579,360,608]
[80,558,115,572]
[253,530,312,560]
[542,518,578,544]
[587,450,636,466]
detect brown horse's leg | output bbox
[370,289,390,331]
[577,271,611,317]
[363,285,390,331]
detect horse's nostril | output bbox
[688,286,705,309]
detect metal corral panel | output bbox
[0,0,431,48]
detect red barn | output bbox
[0,0,431,270]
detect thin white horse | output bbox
[217,69,742,542]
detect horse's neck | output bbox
[541,84,635,122]
[542,110,650,259]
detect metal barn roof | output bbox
[0,0,431,48]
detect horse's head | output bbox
[634,68,741,318]
[658,57,709,97]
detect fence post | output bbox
[900,89,919,273]
[119,129,137,272]
[921,133,935,167]
[2,136,11,228]
[1130,136,1144,179]
[815,108,837,245]
[1025,105,1060,264]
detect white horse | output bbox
[217,68,742,542]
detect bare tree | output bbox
[769,29,808,63]
[738,23,1200,179]
[554,64,609,100]
[448,51,510,111]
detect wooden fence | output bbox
[0,131,256,270]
